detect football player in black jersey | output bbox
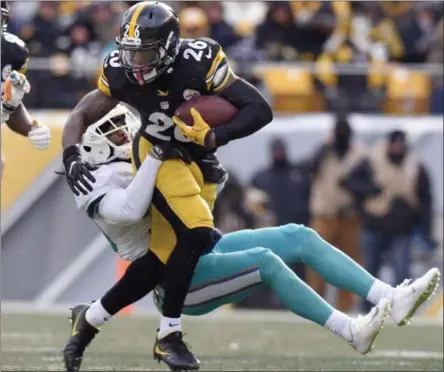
[62,2,272,371]
[1,1,51,178]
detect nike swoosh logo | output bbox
[155,345,172,356]
[169,323,180,327]
[71,312,81,337]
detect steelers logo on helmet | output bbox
[80,105,140,165]
[115,2,180,85]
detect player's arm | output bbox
[174,40,273,149]
[63,89,118,149]
[62,50,123,195]
[86,145,190,224]
[213,77,273,147]
[2,70,32,135]
[4,103,32,135]
[62,89,118,195]
[91,155,162,224]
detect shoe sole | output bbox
[398,270,441,326]
[153,355,200,372]
[361,301,391,355]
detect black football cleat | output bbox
[153,330,200,371]
[63,304,99,372]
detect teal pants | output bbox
[153,224,375,321]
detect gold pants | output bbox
[132,134,218,264]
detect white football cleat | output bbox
[390,267,441,326]
[349,298,391,355]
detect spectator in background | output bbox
[252,138,311,228]
[395,2,440,63]
[427,19,443,114]
[178,6,209,39]
[22,2,62,57]
[308,114,367,312]
[222,1,267,31]
[255,2,302,61]
[292,1,340,60]
[204,1,241,50]
[66,21,100,77]
[342,130,433,311]
[213,171,257,233]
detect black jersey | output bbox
[1,31,29,86]
[98,38,234,158]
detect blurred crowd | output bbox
[214,114,437,312]
[7,1,444,112]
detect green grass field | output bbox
[1,310,443,371]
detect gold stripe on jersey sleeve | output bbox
[98,71,111,97]
[213,70,236,93]
[205,49,225,84]
[128,2,148,37]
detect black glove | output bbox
[63,146,97,196]
[195,153,228,184]
[150,142,191,164]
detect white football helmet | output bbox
[80,104,140,165]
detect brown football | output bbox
[175,96,238,128]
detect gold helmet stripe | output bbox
[128,2,148,37]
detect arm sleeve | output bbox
[215,79,273,147]
[97,156,162,224]
[200,38,273,147]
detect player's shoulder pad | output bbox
[2,32,29,69]
[178,37,231,92]
[74,165,114,215]
[98,50,126,98]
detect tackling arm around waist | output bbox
[98,155,162,224]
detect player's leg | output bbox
[134,134,218,370]
[217,223,441,325]
[63,250,165,372]
[155,248,391,355]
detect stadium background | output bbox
[1,0,443,320]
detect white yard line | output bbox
[373,350,444,359]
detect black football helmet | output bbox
[1,1,9,31]
[116,1,180,85]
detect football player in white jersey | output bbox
[64,105,440,372]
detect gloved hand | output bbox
[28,121,51,149]
[173,108,216,149]
[63,145,97,196]
[1,70,31,122]
[2,70,30,112]
[195,153,228,184]
[150,142,191,164]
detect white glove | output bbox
[28,123,51,149]
[2,70,31,110]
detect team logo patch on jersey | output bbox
[160,101,169,110]
[2,64,12,81]
[183,89,201,101]
[157,89,169,97]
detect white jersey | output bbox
[75,161,152,261]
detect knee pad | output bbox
[280,223,306,237]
